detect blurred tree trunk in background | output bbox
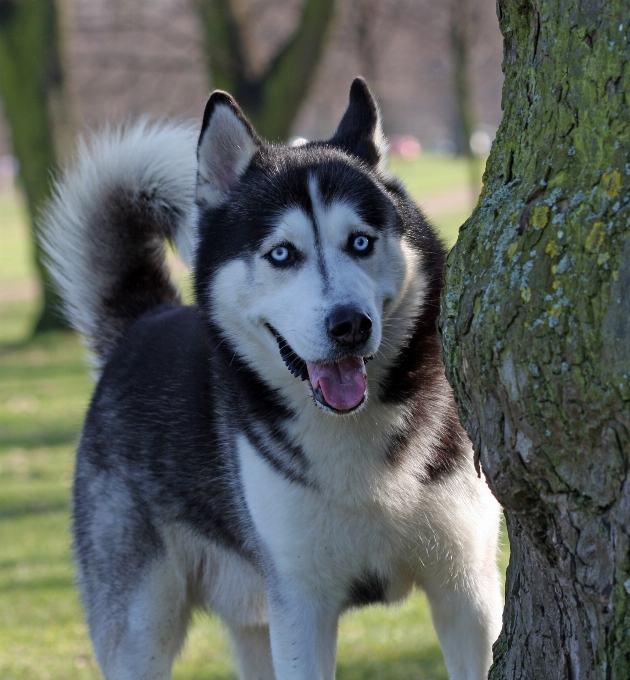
[194,0,336,141]
[441,0,630,677]
[450,0,482,201]
[0,0,75,334]
[450,0,475,157]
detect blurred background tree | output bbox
[0,0,75,333]
[194,0,336,141]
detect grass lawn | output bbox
[0,154,505,680]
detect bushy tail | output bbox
[41,120,198,364]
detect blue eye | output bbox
[349,234,375,256]
[266,243,300,267]
[271,246,290,262]
[353,236,370,251]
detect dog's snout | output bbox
[326,306,372,347]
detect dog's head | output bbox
[194,78,438,414]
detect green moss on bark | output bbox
[440,0,630,677]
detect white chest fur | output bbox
[238,431,430,608]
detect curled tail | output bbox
[41,121,198,364]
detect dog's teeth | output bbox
[270,326,308,382]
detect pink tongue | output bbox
[306,357,367,411]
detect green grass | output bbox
[390,154,484,247]
[389,154,482,200]
[0,154,504,679]
[0,195,34,284]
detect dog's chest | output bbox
[278,395,421,499]
[237,433,418,605]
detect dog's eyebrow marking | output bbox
[307,174,330,292]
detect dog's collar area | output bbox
[268,325,309,381]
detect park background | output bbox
[0,1,508,678]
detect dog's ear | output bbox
[196,91,262,207]
[329,78,387,170]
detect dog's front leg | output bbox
[238,438,339,679]
[422,571,503,680]
[265,578,339,680]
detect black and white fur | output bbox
[42,78,502,680]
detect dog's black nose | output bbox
[326,306,372,347]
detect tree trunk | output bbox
[439,0,630,678]
[0,0,75,333]
[195,0,336,141]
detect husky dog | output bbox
[43,78,503,680]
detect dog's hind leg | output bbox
[90,557,193,680]
[228,624,276,680]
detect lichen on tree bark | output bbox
[439,0,630,678]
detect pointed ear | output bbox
[196,91,261,207]
[329,77,387,170]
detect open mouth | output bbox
[268,326,368,413]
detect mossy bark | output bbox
[0,0,74,333]
[195,0,336,141]
[440,0,630,677]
